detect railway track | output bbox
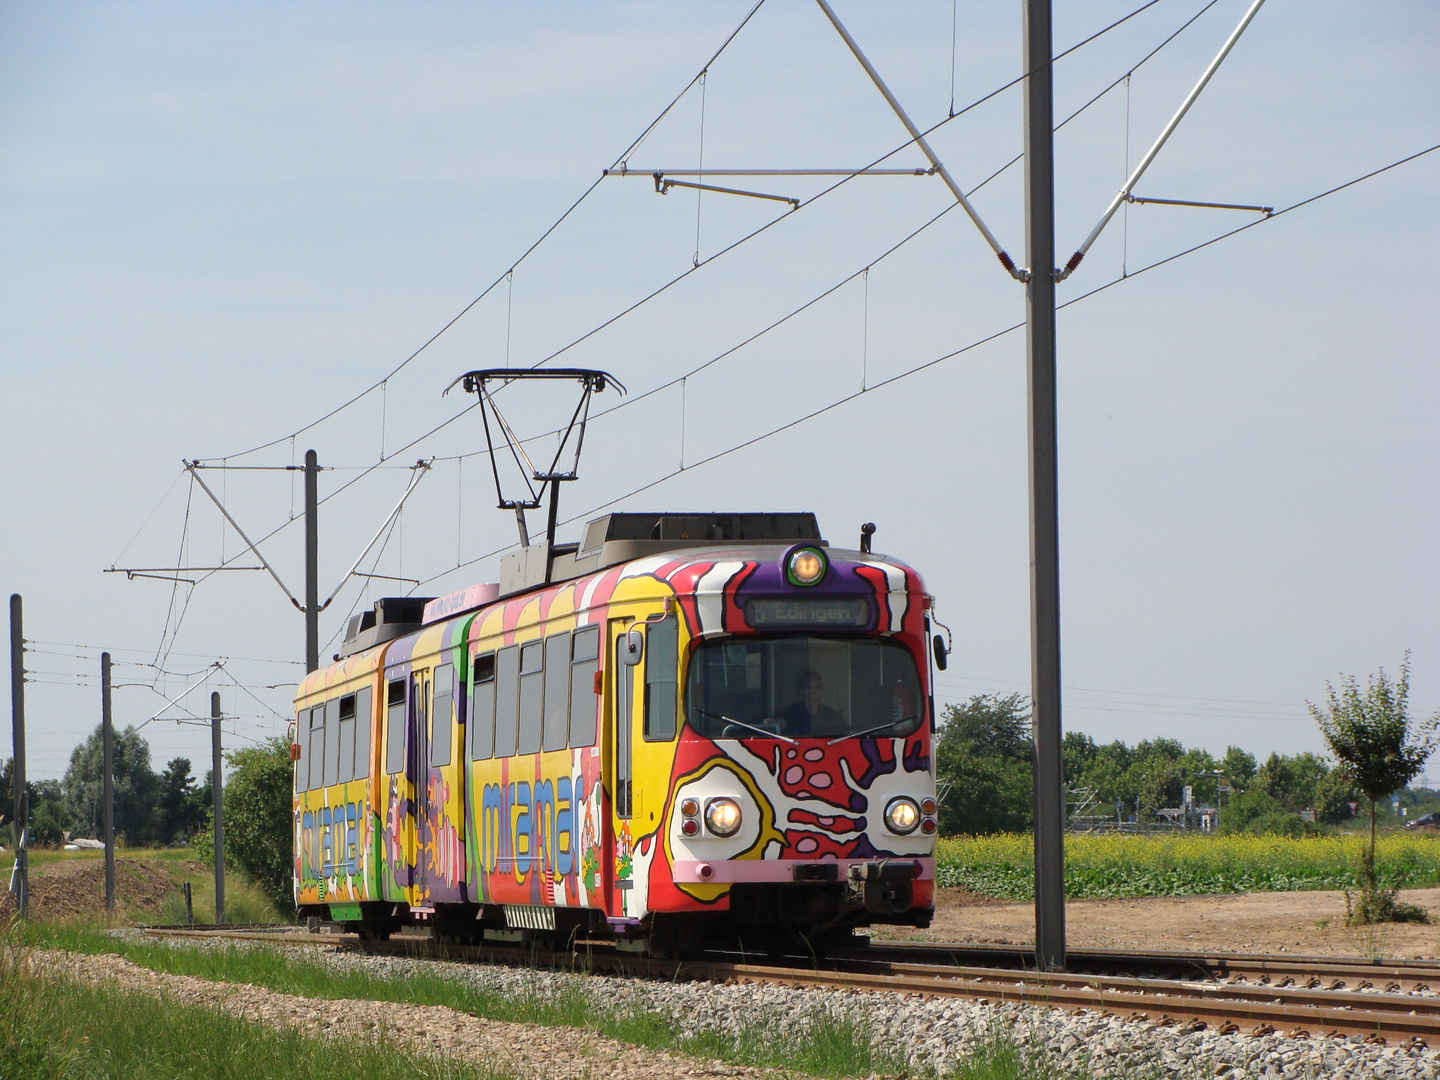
[845,940,1440,992]
[142,927,1440,1046]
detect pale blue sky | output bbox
[2,1,1436,781]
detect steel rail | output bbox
[831,956,1439,1016]
[713,960,1440,1044]
[856,940,1440,991]
[143,928,1440,1045]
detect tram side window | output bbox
[352,687,373,781]
[469,652,496,760]
[493,646,521,759]
[322,698,342,787]
[336,694,357,784]
[542,633,570,753]
[307,707,325,791]
[517,641,544,756]
[432,663,454,767]
[569,626,600,748]
[385,678,406,774]
[643,616,679,741]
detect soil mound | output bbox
[0,857,173,923]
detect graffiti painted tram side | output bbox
[293,512,942,952]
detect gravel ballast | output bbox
[97,933,1440,1079]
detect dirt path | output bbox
[30,949,769,1080]
[875,886,1440,958]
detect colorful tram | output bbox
[293,512,941,951]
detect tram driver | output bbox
[778,670,844,738]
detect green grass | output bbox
[11,927,1229,1079]
[946,1028,1183,1080]
[20,926,901,1079]
[937,832,1440,901]
[0,944,512,1080]
[155,858,288,926]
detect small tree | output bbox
[63,725,159,842]
[218,738,294,910]
[934,695,1033,835]
[1310,654,1439,923]
[155,758,210,846]
[1222,745,1258,788]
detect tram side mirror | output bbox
[932,634,948,671]
[622,628,644,666]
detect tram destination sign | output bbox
[745,596,869,628]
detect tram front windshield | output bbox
[685,636,922,741]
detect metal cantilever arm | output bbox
[656,176,799,208]
[814,0,1023,281]
[185,463,302,608]
[1058,0,1268,281]
[319,459,433,612]
[144,662,225,725]
[613,167,931,178]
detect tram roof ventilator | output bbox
[337,596,433,660]
[501,511,824,599]
[337,512,823,659]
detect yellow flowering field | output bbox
[935,832,1440,900]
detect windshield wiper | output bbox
[828,716,919,745]
[696,709,798,745]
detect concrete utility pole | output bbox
[1024,0,1066,972]
[103,651,115,913]
[211,690,225,926]
[8,594,27,918]
[304,448,320,674]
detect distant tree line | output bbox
[3,729,294,911]
[935,693,1372,837]
[2,724,211,848]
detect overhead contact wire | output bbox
[173,0,1260,609]
[208,0,1167,465]
[209,0,770,464]
[412,144,1439,591]
[437,0,1222,458]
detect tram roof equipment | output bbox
[499,511,824,599]
[338,512,827,655]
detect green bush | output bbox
[194,737,294,912]
[1243,811,1324,838]
[1218,789,1282,833]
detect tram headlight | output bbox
[704,797,743,837]
[786,546,828,587]
[884,796,921,835]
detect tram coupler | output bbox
[847,859,919,915]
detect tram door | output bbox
[607,619,636,915]
[408,669,431,899]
